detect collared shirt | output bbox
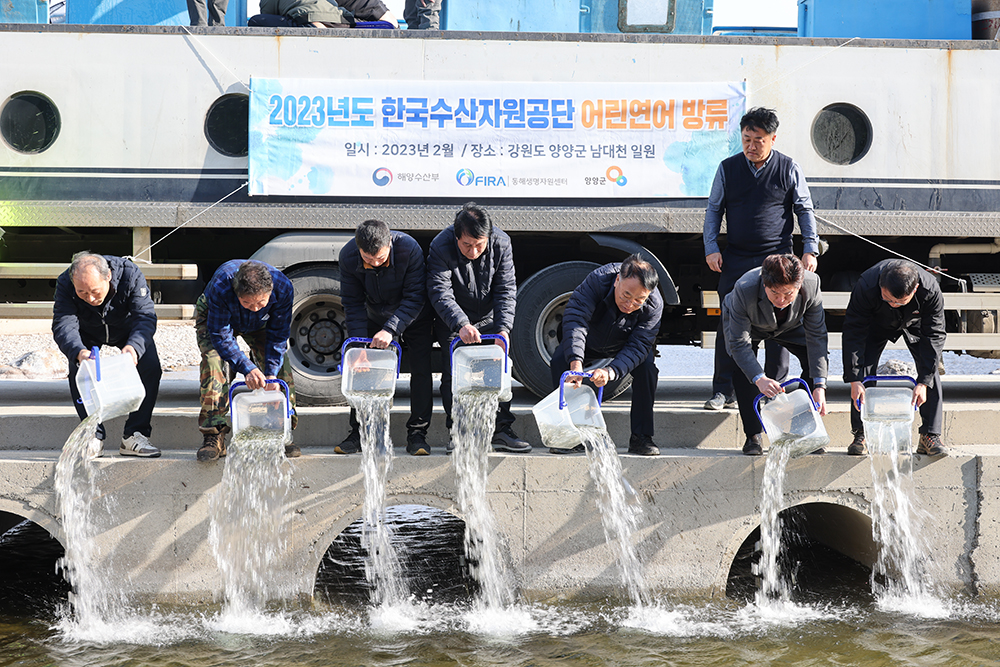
[703,152,818,257]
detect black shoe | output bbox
[847,432,867,456]
[917,433,949,457]
[335,429,361,455]
[810,447,826,455]
[406,432,430,456]
[284,442,301,458]
[549,444,586,454]
[628,434,659,456]
[197,430,226,462]
[743,433,763,456]
[491,425,532,453]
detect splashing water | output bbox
[577,426,649,606]
[864,419,946,615]
[354,392,407,609]
[54,413,128,633]
[755,444,794,606]
[450,389,514,611]
[208,426,292,616]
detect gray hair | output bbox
[69,252,111,281]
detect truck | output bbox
[1,0,999,405]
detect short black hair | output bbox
[453,202,491,240]
[619,254,658,291]
[355,219,391,255]
[741,107,779,135]
[760,254,803,288]
[879,260,920,298]
[233,260,273,297]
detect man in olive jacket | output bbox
[842,259,948,456]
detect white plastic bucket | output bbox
[230,380,292,442]
[532,372,606,450]
[754,378,829,457]
[451,336,512,401]
[75,349,145,421]
[339,337,401,403]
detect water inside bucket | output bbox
[230,388,291,443]
[341,347,398,401]
[863,387,915,423]
[758,389,828,458]
[452,345,512,402]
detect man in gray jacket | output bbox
[722,254,829,455]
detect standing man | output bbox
[427,202,531,453]
[842,259,948,456]
[195,259,300,461]
[187,0,228,26]
[703,107,820,413]
[722,254,828,456]
[336,219,435,456]
[52,252,162,458]
[549,254,663,456]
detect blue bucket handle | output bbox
[753,377,815,434]
[90,346,101,382]
[228,378,293,419]
[338,337,402,377]
[450,334,509,372]
[558,371,605,410]
[856,374,917,410]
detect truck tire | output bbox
[286,264,348,406]
[511,261,632,400]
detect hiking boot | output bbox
[549,444,586,455]
[120,433,161,458]
[197,431,226,462]
[87,437,104,459]
[704,392,737,411]
[406,431,430,456]
[917,433,949,457]
[491,426,532,453]
[743,433,764,456]
[847,432,867,456]
[335,429,361,455]
[628,434,660,456]
[284,442,301,458]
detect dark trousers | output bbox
[712,251,790,397]
[187,0,228,25]
[849,336,944,436]
[550,340,658,437]
[68,341,162,441]
[733,337,814,438]
[434,317,514,431]
[404,0,441,29]
[349,311,434,436]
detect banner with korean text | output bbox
[248,79,745,198]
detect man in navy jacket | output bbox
[336,219,434,456]
[427,202,530,452]
[52,252,162,458]
[549,254,663,456]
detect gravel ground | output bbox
[2,322,998,378]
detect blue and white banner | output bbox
[248,79,745,199]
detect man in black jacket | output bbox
[549,254,663,456]
[52,252,162,458]
[336,219,434,456]
[427,202,530,453]
[842,259,948,456]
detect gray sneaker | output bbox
[704,392,737,410]
[88,436,104,459]
[120,433,161,458]
[491,426,532,453]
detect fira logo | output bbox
[456,168,507,187]
[372,168,393,186]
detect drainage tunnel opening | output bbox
[0,512,70,616]
[726,502,876,604]
[315,505,478,605]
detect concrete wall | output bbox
[0,448,991,602]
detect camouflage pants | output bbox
[195,294,298,434]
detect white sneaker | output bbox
[120,433,161,458]
[87,437,104,459]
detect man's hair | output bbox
[740,107,780,135]
[355,219,391,256]
[619,253,659,291]
[453,201,492,240]
[69,252,111,282]
[760,254,804,288]
[879,260,920,298]
[233,260,273,297]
